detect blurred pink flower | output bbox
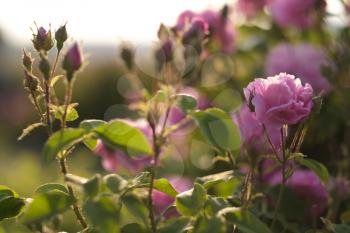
[200,9,235,54]
[236,0,267,18]
[266,167,328,218]
[266,43,330,93]
[166,87,211,126]
[328,176,349,200]
[244,73,313,129]
[174,8,235,54]
[152,177,192,218]
[94,119,153,174]
[164,87,212,158]
[268,0,325,29]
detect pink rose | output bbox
[152,177,192,218]
[94,119,153,174]
[266,43,331,93]
[244,73,313,129]
[231,104,264,149]
[232,104,283,153]
[268,0,326,29]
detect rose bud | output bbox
[182,17,208,46]
[22,50,34,73]
[55,24,68,51]
[120,46,134,70]
[23,70,39,92]
[32,26,54,52]
[155,39,173,72]
[62,42,83,80]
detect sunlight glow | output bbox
[0,0,233,45]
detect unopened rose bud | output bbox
[155,39,173,72]
[55,24,68,51]
[62,42,83,80]
[39,52,51,80]
[24,70,39,92]
[120,46,134,70]
[32,26,54,52]
[22,50,34,72]
[182,18,208,52]
[221,4,229,19]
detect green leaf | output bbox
[322,218,350,233]
[79,120,107,150]
[204,197,230,217]
[83,175,101,198]
[176,94,197,113]
[50,75,64,87]
[0,186,25,221]
[53,104,79,122]
[121,223,148,233]
[34,183,68,195]
[20,190,75,224]
[84,196,121,233]
[80,119,107,132]
[151,90,166,103]
[93,120,152,157]
[0,196,25,221]
[193,216,225,233]
[0,185,19,200]
[130,172,151,188]
[121,195,148,222]
[193,108,241,153]
[158,217,190,233]
[154,178,178,198]
[103,174,128,193]
[175,183,206,216]
[17,122,45,141]
[218,207,272,233]
[295,156,329,183]
[43,128,86,162]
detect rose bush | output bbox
[1,2,350,233]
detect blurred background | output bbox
[0,0,349,231]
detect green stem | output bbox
[59,158,89,231]
[148,123,160,233]
[62,80,73,129]
[271,127,287,230]
[44,81,52,135]
[50,50,61,105]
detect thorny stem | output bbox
[51,51,60,79]
[44,81,52,135]
[58,78,88,231]
[62,80,73,129]
[271,127,287,230]
[148,122,160,233]
[262,124,282,163]
[147,91,173,233]
[59,158,89,231]
[226,151,235,170]
[50,51,61,105]
[29,90,43,119]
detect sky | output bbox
[0,0,345,46]
[0,0,233,46]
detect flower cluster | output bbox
[174,7,235,54]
